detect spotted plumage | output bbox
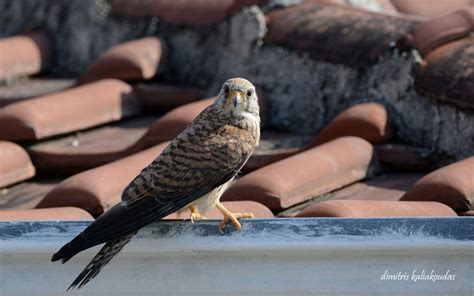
[51,78,261,289]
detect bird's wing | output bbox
[52,123,256,263]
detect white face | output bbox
[216,78,260,120]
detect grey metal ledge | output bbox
[1,218,473,295]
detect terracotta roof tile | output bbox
[295,200,457,217]
[310,102,393,146]
[27,117,155,175]
[36,142,169,217]
[0,207,94,221]
[0,31,51,81]
[110,0,262,25]
[80,37,165,84]
[0,178,60,210]
[400,156,474,212]
[412,9,474,57]
[415,36,474,109]
[391,0,471,18]
[458,210,474,217]
[0,79,140,141]
[165,201,273,219]
[265,2,418,67]
[0,141,35,188]
[0,77,75,107]
[279,173,421,216]
[222,136,376,211]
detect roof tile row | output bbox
[265,2,418,68]
[36,142,170,217]
[1,0,473,222]
[309,102,392,146]
[222,136,376,210]
[295,200,457,217]
[0,79,140,141]
[110,0,262,25]
[80,37,166,84]
[0,207,94,221]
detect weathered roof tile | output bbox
[0,31,51,81]
[412,9,474,56]
[0,141,35,188]
[415,36,474,109]
[0,79,140,141]
[295,200,457,217]
[36,142,169,217]
[222,136,376,211]
[391,0,471,18]
[310,102,393,146]
[0,207,94,221]
[110,0,262,25]
[80,37,165,84]
[265,2,418,67]
[400,156,474,212]
[27,117,155,175]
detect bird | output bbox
[51,78,261,290]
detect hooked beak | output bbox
[228,91,242,108]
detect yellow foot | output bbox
[189,205,207,224]
[215,201,254,234]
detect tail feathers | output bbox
[67,232,136,290]
[51,243,79,264]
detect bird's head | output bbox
[215,78,260,122]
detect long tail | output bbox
[66,232,136,290]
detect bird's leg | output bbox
[189,205,206,224]
[215,201,254,233]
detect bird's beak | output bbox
[228,91,242,108]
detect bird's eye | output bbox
[247,89,253,97]
[224,85,230,94]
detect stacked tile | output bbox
[295,200,457,217]
[309,102,393,146]
[401,157,474,212]
[27,117,155,175]
[0,79,140,141]
[80,37,165,84]
[391,0,471,18]
[0,179,60,210]
[0,78,75,107]
[278,173,423,217]
[36,140,274,219]
[0,207,94,221]
[110,0,263,25]
[265,2,419,68]
[0,141,35,187]
[0,31,51,81]
[412,9,474,109]
[36,142,170,217]
[222,137,376,211]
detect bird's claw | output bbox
[189,205,206,224]
[218,212,254,234]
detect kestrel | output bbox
[51,78,261,289]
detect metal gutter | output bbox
[1,218,473,295]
